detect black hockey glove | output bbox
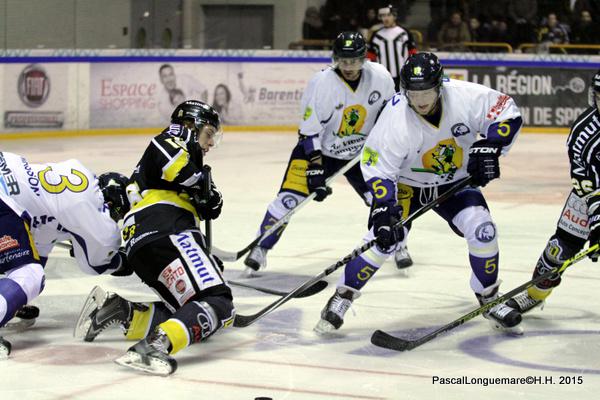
[306,163,332,201]
[192,185,223,220]
[467,140,502,187]
[371,203,404,252]
[588,214,600,261]
[110,250,134,276]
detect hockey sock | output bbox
[158,300,220,354]
[469,252,499,289]
[342,247,387,290]
[256,210,287,249]
[0,279,28,326]
[126,301,172,340]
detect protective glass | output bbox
[406,87,440,115]
[333,56,365,72]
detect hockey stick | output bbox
[211,155,361,262]
[202,165,213,251]
[233,176,474,328]
[228,279,328,298]
[370,243,600,352]
[53,241,324,298]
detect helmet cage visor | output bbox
[406,87,441,115]
[333,55,365,72]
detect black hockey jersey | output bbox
[567,106,600,214]
[122,124,206,255]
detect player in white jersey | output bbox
[315,52,525,335]
[368,4,418,92]
[243,31,397,276]
[0,153,131,358]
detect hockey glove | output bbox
[467,140,502,187]
[306,163,332,201]
[371,203,404,252]
[110,250,134,276]
[588,213,600,261]
[193,185,223,220]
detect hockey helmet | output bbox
[98,172,130,222]
[400,52,444,91]
[332,32,367,79]
[171,100,223,157]
[400,52,444,115]
[378,4,398,18]
[171,100,221,132]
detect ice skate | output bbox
[314,286,361,335]
[242,246,269,277]
[114,328,177,376]
[394,245,413,273]
[74,286,137,341]
[477,285,523,335]
[2,305,39,331]
[505,291,543,314]
[0,336,11,360]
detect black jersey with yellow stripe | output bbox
[122,124,206,255]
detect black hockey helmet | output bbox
[378,4,398,18]
[332,31,367,60]
[98,172,130,222]
[400,52,444,91]
[171,100,221,132]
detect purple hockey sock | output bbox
[0,278,28,326]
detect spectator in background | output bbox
[302,7,328,41]
[571,10,599,52]
[362,8,382,40]
[508,0,538,47]
[437,11,471,50]
[487,18,514,45]
[468,16,491,43]
[573,0,600,22]
[538,12,570,45]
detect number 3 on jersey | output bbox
[38,166,89,194]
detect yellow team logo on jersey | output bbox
[411,138,463,180]
[362,146,379,166]
[303,106,313,121]
[336,104,366,138]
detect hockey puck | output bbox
[254,397,273,400]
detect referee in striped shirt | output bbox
[368,5,417,92]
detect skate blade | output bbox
[313,319,342,337]
[488,320,524,336]
[1,318,36,332]
[238,267,262,279]
[73,286,107,339]
[0,347,9,360]
[114,351,174,377]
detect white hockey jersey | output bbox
[361,79,522,188]
[0,152,121,274]
[299,61,395,160]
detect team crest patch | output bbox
[475,222,496,243]
[362,146,379,166]
[0,235,19,252]
[411,138,463,181]
[336,104,366,138]
[451,123,470,137]
[368,91,381,105]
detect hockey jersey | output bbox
[299,61,395,160]
[0,152,122,274]
[361,79,522,190]
[122,123,205,255]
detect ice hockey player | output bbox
[315,52,525,335]
[75,100,234,376]
[506,70,600,314]
[243,31,415,276]
[0,151,131,359]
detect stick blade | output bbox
[370,330,413,351]
[295,280,328,298]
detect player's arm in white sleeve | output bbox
[60,200,125,275]
[477,89,523,154]
[298,72,331,157]
[361,99,409,206]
